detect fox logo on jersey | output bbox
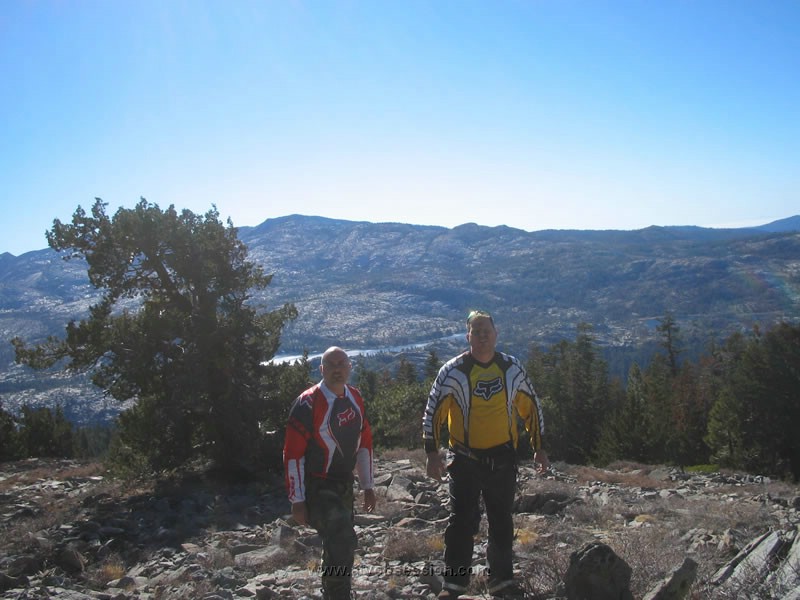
[337,406,357,426]
[474,377,504,400]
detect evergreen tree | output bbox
[13,199,297,474]
[72,424,115,459]
[370,379,428,449]
[395,357,417,385]
[258,356,313,471]
[0,400,23,461]
[705,387,745,468]
[668,362,711,466]
[601,317,689,466]
[18,405,74,458]
[354,364,379,402]
[657,312,683,376]
[736,323,800,478]
[424,350,441,381]
[638,353,675,464]
[528,324,613,464]
[705,323,800,479]
[704,331,749,468]
[595,363,650,465]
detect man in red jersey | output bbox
[284,346,376,600]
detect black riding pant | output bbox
[443,448,517,591]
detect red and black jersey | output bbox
[283,381,374,503]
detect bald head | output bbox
[320,346,352,395]
[322,346,347,364]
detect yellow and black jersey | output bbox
[422,351,544,453]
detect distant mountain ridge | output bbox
[1,214,799,422]
[750,215,800,233]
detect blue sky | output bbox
[1,1,798,256]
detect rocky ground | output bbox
[1,452,800,599]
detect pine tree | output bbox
[595,363,650,465]
[13,199,297,474]
[705,323,800,479]
[0,400,23,461]
[395,357,417,385]
[424,350,441,382]
[17,405,74,458]
[529,323,614,464]
[657,312,683,376]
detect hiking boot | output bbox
[437,589,462,599]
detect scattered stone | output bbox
[1,457,799,599]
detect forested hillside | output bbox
[1,206,799,477]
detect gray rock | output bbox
[0,572,28,593]
[558,541,634,600]
[768,526,800,592]
[642,557,697,600]
[781,584,800,600]
[711,530,784,588]
[514,491,576,515]
[56,547,86,573]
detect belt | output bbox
[452,440,515,470]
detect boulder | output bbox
[558,541,634,600]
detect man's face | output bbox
[467,316,497,355]
[321,351,352,388]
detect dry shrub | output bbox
[429,534,445,553]
[374,494,416,520]
[515,525,540,547]
[516,533,574,598]
[382,529,440,562]
[561,495,622,531]
[608,526,688,598]
[760,478,799,499]
[153,578,215,600]
[86,555,127,587]
[264,545,314,572]
[565,463,672,489]
[672,495,779,538]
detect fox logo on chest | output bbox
[337,406,357,426]
[474,377,504,400]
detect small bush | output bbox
[382,530,440,562]
[87,556,126,587]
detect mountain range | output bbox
[1,214,799,423]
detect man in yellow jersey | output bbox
[423,310,549,600]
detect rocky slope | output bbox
[1,454,799,599]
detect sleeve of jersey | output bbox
[355,408,375,490]
[422,368,449,454]
[515,389,545,451]
[283,397,312,503]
